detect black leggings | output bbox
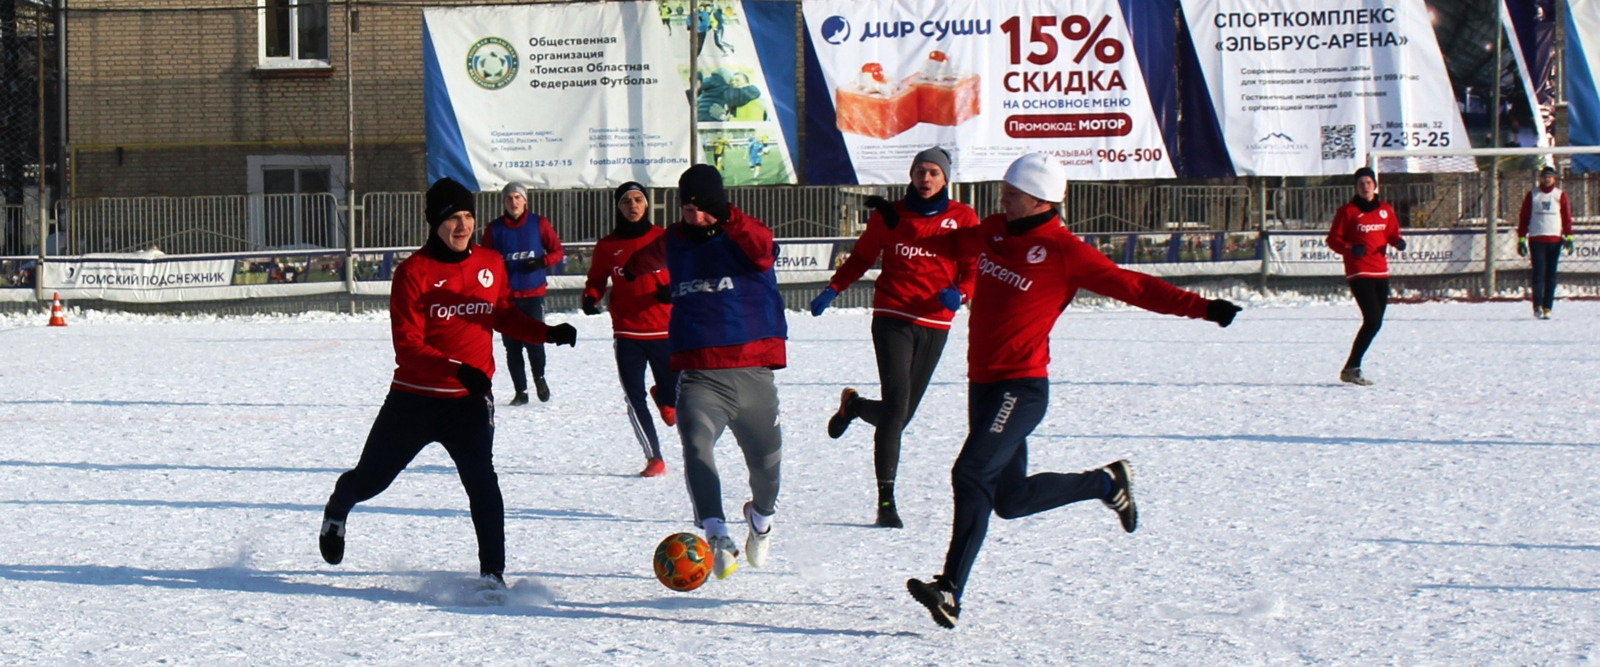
[326,389,503,575]
[1344,277,1389,371]
[857,316,949,484]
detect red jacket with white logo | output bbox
[967,213,1211,384]
[389,244,554,398]
[1325,199,1402,279]
[583,226,671,339]
[827,200,980,330]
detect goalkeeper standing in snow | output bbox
[906,153,1241,629]
[318,177,577,590]
[1516,166,1575,320]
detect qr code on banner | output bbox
[1321,124,1356,160]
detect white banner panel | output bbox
[1267,231,1491,277]
[43,257,237,301]
[804,0,1174,183]
[1182,1,1473,176]
[424,4,693,189]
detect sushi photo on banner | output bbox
[802,0,1176,185]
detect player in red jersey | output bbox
[319,177,577,592]
[810,147,979,528]
[582,182,678,478]
[1325,166,1406,385]
[906,153,1240,629]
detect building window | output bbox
[247,156,345,249]
[260,0,329,68]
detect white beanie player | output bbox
[1003,153,1067,203]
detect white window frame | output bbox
[257,0,331,70]
[247,155,347,249]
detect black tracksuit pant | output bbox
[615,337,678,461]
[1344,277,1389,371]
[941,378,1109,601]
[325,389,504,575]
[856,316,948,486]
[502,296,547,393]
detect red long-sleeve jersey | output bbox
[1325,200,1402,280]
[967,213,1211,384]
[827,200,980,329]
[480,211,566,298]
[389,245,554,398]
[584,226,671,339]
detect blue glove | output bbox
[810,287,838,316]
[1351,244,1367,258]
[938,286,963,312]
[1390,237,1407,252]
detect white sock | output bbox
[747,507,772,534]
[702,517,728,538]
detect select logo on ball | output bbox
[467,37,518,90]
[653,532,712,591]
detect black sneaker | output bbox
[906,576,960,629]
[534,377,551,403]
[1101,459,1137,533]
[826,388,860,439]
[509,392,529,406]
[319,518,345,565]
[875,500,903,528]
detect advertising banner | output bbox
[1181,0,1473,176]
[1566,0,1600,172]
[424,2,799,190]
[1266,231,1492,277]
[803,0,1176,184]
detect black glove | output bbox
[1205,299,1241,328]
[456,363,491,396]
[546,323,577,347]
[1351,244,1367,258]
[1390,238,1407,252]
[580,295,601,316]
[522,257,545,272]
[700,200,731,225]
[656,284,673,304]
[864,195,900,229]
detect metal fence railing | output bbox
[62,193,342,255]
[38,174,1600,259]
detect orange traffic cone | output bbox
[47,292,67,327]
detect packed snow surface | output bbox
[1,298,1597,664]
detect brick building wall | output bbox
[68,0,520,198]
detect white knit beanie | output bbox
[1003,153,1067,203]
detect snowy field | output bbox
[1,297,1598,664]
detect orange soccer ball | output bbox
[653,532,712,592]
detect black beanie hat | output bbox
[614,181,647,203]
[1353,166,1377,183]
[426,177,475,227]
[678,164,727,210]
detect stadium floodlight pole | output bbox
[1487,0,1504,295]
[688,0,699,165]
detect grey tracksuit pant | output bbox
[677,367,782,525]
